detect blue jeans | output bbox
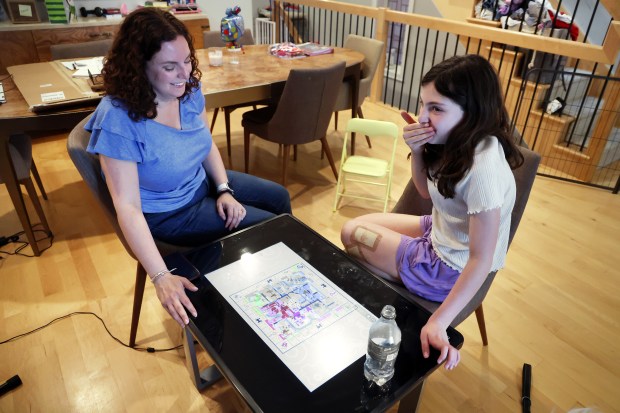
[145,170,291,246]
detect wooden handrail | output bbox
[272,0,618,65]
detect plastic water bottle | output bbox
[364,305,401,386]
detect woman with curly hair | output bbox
[85,8,291,326]
[341,54,524,370]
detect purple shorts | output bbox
[395,215,461,302]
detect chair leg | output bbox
[243,130,251,173]
[474,305,489,346]
[334,111,339,130]
[320,137,339,181]
[129,262,148,348]
[4,178,40,255]
[293,145,298,162]
[23,177,52,235]
[224,108,233,158]
[282,144,290,186]
[30,160,48,200]
[210,108,219,132]
[357,106,372,149]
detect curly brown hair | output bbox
[103,8,202,121]
[421,54,524,198]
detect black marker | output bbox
[0,375,22,397]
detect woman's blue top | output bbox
[85,87,212,213]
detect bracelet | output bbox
[150,267,177,284]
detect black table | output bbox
[178,214,463,412]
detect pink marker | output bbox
[400,111,417,124]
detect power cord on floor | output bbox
[0,227,54,258]
[0,311,183,353]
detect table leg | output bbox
[183,326,223,391]
[397,380,425,413]
[0,134,42,256]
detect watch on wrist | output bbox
[216,182,234,196]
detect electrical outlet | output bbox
[0,82,5,103]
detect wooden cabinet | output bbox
[183,17,212,48]
[32,25,121,62]
[0,31,39,74]
[0,15,210,74]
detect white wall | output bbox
[198,0,254,33]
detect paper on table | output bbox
[205,242,376,392]
[68,57,104,77]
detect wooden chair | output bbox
[241,62,346,186]
[390,146,540,345]
[67,115,193,347]
[0,134,52,256]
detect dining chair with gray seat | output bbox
[242,62,346,186]
[389,146,540,345]
[332,34,385,153]
[67,114,195,348]
[0,134,52,256]
[50,38,114,60]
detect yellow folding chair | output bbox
[333,118,399,212]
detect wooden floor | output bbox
[1,102,619,413]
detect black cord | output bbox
[0,311,183,353]
[0,227,54,258]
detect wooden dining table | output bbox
[197,44,364,112]
[0,44,363,254]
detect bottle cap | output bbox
[381,305,396,319]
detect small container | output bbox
[227,47,242,65]
[208,49,223,67]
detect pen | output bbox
[522,363,532,413]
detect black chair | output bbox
[67,115,194,347]
[390,146,540,345]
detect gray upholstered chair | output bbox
[67,115,193,347]
[242,62,346,186]
[50,38,113,60]
[203,28,254,48]
[203,29,265,158]
[0,134,52,256]
[332,35,385,151]
[390,146,540,345]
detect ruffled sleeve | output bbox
[85,96,147,163]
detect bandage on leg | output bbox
[352,226,382,251]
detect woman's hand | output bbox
[401,111,435,155]
[216,193,246,230]
[153,274,199,326]
[420,319,461,370]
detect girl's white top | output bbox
[429,136,516,272]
